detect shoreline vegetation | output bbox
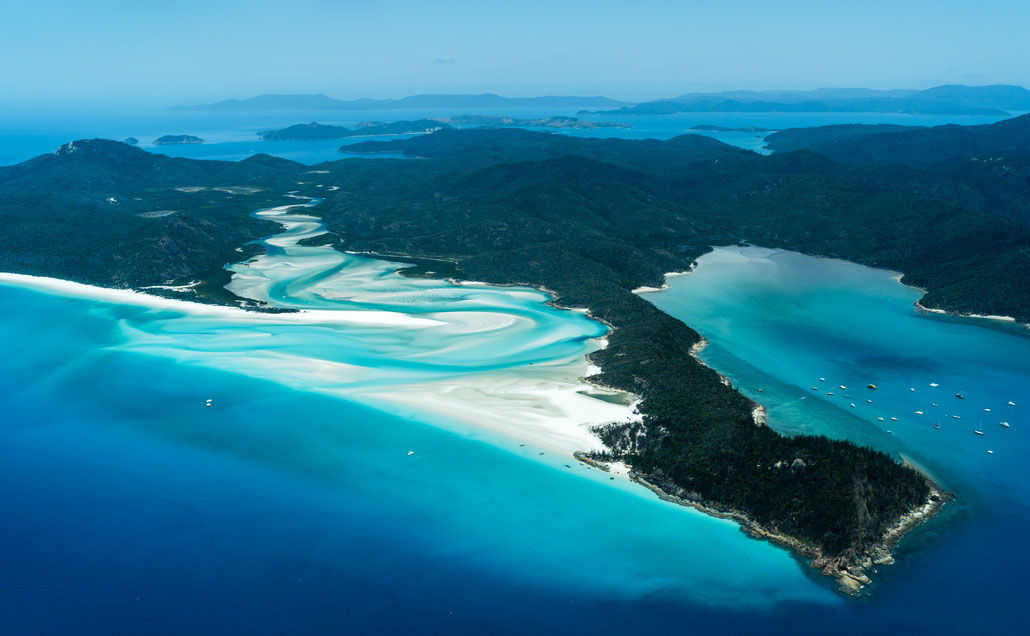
[608,265,975,593]
[6,128,1030,597]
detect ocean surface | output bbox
[644,246,1030,633]
[0,103,1013,166]
[2,105,1028,632]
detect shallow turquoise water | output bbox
[3,208,1028,631]
[645,246,1030,630]
[0,212,843,634]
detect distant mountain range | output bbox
[581,84,1030,117]
[171,93,632,111]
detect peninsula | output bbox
[5,119,1030,593]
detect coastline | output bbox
[3,247,962,598]
[616,264,953,595]
[914,299,1025,327]
[626,468,950,596]
[888,273,1027,328]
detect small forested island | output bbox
[689,124,772,132]
[435,115,631,129]
[4,118,1030,594]
[153,134,204,145]
[259,117,628,142]
[259,119,449,141]
[123,137,139,145]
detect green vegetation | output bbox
[766,114,1030,166]
[0,140,311,304]
[689,124,772,132]
[258,120,449,141]
[153,134,204,145]
[5,126,1030,590]
[436,115,631,129]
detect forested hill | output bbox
[3,130,1030,591]
[765,113,1030,166]
[0,139,308,292]
[259,120,448,141]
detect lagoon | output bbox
[644,246,1030,632]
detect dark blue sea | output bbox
[1,106,1027,633]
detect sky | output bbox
[2,0,1029,105]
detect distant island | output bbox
[259,116,631,143]
[580,84,1030,116]
[259,120,448,141]
[172,92,632,112]
[123,137,139,145]
[435,115,630,129]
[689,125,773,132]
[153,134,204,145]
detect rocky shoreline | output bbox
[620,467,951,595]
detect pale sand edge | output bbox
[0,272,443,328]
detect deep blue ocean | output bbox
[1,106,1027,633]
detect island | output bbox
[579,83,1027,116]
[6,119,1030,594]
[434,115,631,129]
[153,134,204,145]
[123,137,139,145]
[258,117,629,142]
[171,92,633,111]
[258,120,449,141]
[689,125,772,132]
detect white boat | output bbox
[890,417,899,421]
[988,450,994,454]
[915,411,924,415]
[827,392,835,396]
[984,408,991,412]
[840,385,847,389]
[850,403,856,408]
[1008,401,1016,406]
[407,451,415,456]
[1001,422,1010,428]
[953,415,961,419]
[910,388,915,392]
[975,430,984,436]
[867,399,873,403]
[930,383,939,387]
[819,377,825,382]
[877,417,886,421]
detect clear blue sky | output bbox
[3,0,1028,104]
